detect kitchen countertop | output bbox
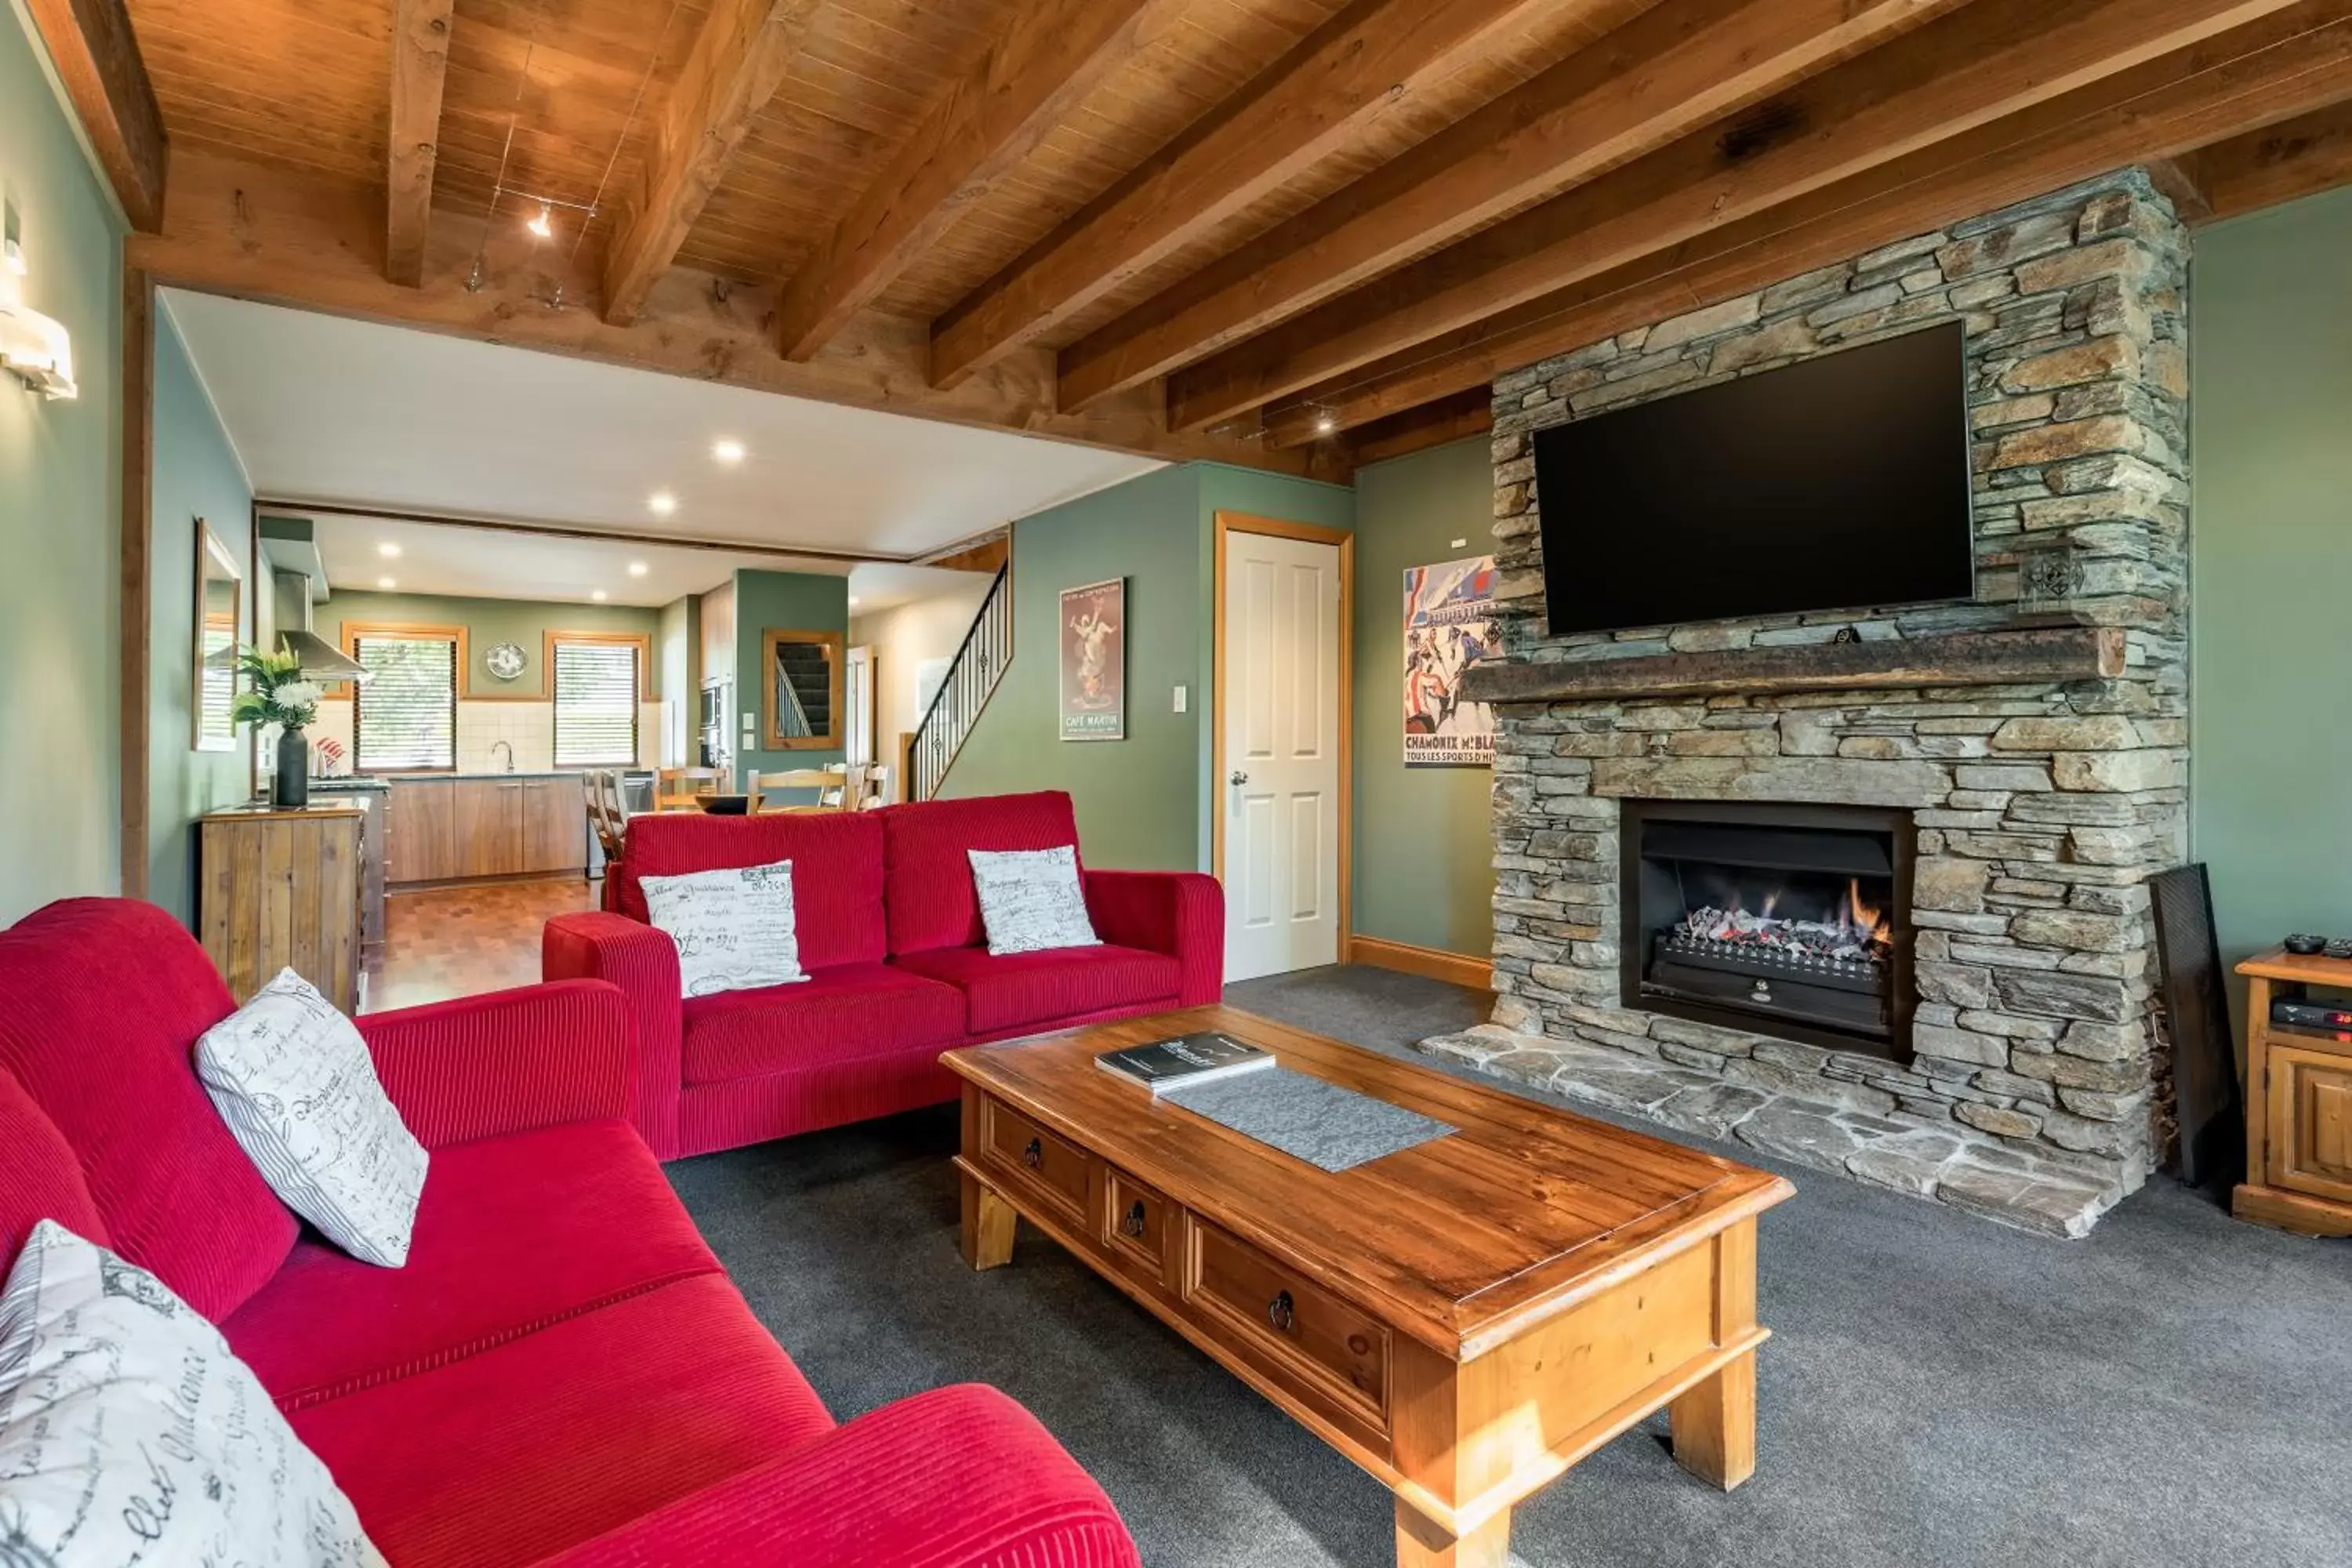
[336,771,650,782]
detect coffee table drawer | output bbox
[1187,1218,1388,1427]
[981,1098,1094,1221]
[1102,1166,1178,1288]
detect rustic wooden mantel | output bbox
[1461,626,2125,706]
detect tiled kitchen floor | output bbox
[363,878,597,1013]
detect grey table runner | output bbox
[1161,1065,1454,1172]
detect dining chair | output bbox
[582,770,630,884]
[749,767,851,814]
[851,762,891,809]
[655,766,728,812]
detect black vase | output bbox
[274,725,310,808]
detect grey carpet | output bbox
[666,966,2352,1568]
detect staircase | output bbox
[904,561,1011,801]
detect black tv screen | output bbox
[1533,321,1975,637]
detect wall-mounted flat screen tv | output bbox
[1532,321,1976,637]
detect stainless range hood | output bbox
[268,561,370,683]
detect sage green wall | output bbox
[0,9,125,924]
[942,465,1203,869]
[147,306,254,924]
[2190,187,2352,978]
[941,463,1353,873]
[732,568,848,788]
[317,588,665,698]
[1351,438,1497,958]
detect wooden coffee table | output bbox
[944,1005,1795,1568]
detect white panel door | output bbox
[1221,530,1341,982]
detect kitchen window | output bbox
[353,632,458,771]
[553,637,641,768]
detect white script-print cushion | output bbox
[969,845,1102,956]
[196,967,428,1268]
[0,1220,387,1567]
[640,858,807,997]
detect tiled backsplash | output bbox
[299,699,664,775]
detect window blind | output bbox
[554,641,639,768]
[354,634,456,771]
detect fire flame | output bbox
[1681,877,1891,964]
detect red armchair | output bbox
[547,791,1222,1161]
[0,898,1138,1568]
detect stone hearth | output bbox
[1428,170,2191,1238]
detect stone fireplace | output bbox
[1427,169,2190,1238]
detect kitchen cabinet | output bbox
[700,581,736,684]
[522,777,586,873]
[388,775,586,885]
[386,778,456,884]
[454,779,524,878]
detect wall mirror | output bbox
[193,520,243,752]
[762,628,844,750]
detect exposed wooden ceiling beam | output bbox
[773,0,1171,360]
[130,150,1325,477]
[1341,389,1493,468]
[23,0,168,232]
[927,0,1598,390]
[386,0,455,288]
[1056,0,1973,412]
[2188,96,2352,217]
[1258,5,2352,444]
[603,0,826,325]
[1168,0,2315,434]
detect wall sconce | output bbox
[0,196,74,400]
[0,299,75,399]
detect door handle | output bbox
[1229,770,1249,786]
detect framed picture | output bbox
[1059,578,1125,742]
[1403,556,1497,767]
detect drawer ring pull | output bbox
[1121,1200,1149,1238]
[1267,1290,1295,1333]
[1022,1137,1044,1170]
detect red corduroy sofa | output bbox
[0,898,1140,1568]
[544,790,1224,1161]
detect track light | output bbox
[527,205,554,239]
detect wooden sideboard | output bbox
[2233,946,2352,1237]
[197,801,365,1012]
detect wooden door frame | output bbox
[1210,510,1354,960]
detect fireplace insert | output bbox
[1620,800,1915,1060]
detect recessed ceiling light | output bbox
[378,542,401,558]
[591,590,608,602]
[648,491,677,517]
[626,561,649,577]
[712,438,746,465]
[376,576,397,590]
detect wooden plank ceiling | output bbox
[38,0,2352,470]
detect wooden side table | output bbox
[197,801,367,1013]
[2233,947,2352,1236]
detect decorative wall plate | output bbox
[485,641,528,681]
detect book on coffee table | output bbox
[1094,1031,1273,1094]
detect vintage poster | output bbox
[1403,556,1497,766]
[1059,578,1126,742]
